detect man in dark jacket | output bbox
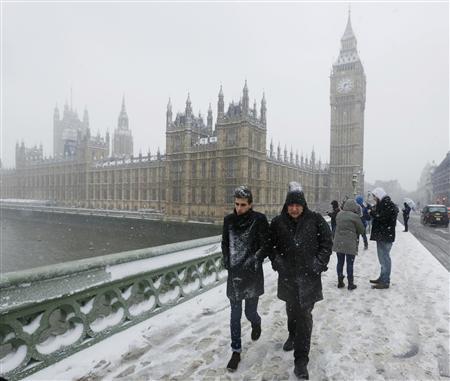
[222,186,270,372]
[369,187,399,289]
[402,202,411,232]
[270,182,332,380]
[327,200,340,236]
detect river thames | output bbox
[1,209,221,273]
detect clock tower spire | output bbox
[329,11,366,201]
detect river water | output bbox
[1,209,221,273]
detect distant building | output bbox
[112,97,133,157]
[416,162,437,207]
[53,102,90,158]
[432,152,449,206]
[1,13,365,222]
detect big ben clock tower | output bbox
[330,11,366,201]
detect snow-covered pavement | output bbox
[28,224,449,381]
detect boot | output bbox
[347,276,357,290]
[294,362,309,380]
[372,283,390,289]
[226,352,240,372]
[251,322,261,341]
[283,334,295,351]
[369,278,381,284]
[337,275,345,288]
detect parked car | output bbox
[448,207,450,218]
[421,204,449,227]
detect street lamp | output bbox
[352,173,358,197]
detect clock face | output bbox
[337,78,354,93]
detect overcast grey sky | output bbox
[2,1,448,191]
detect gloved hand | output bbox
[312,258,328,275]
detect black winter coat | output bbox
[370,196,399,242]
[327,207,340,232]
[402,204,411,220]
[221,209,270,302]
[270,207,332,307]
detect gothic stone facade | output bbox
[1,14,365,222]
[1,84,329,222]
[329,12,366,200]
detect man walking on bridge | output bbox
[221,186,270,372]
[269,182,332,380]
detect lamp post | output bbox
[352,173,358,197]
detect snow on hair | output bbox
[234,186,252,201]
[288,181,303,192]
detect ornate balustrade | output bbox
[0,235,225,380]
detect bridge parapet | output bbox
[0,235,224,380]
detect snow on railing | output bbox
[0,235,223,380]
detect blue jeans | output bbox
[230,297,261,352]
[336,253,355,279]
[376,241,393,284]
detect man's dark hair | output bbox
[234,186,253,204]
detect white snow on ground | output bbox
[27,225,449,380]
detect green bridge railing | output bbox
[0,235,225,380]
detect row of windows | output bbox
[89,187,166,201]
[89,168,165,184]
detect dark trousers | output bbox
[230,297,261,352]
[336,253,355,279]
[286,302,315,365]
[403,216,409,231]
[361,231,368,247]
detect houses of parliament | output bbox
[1,14,366,223]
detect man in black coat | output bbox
[369,187,399,289]
[402,202,411,232]
[221,186,270,372]
[327,200,340,236]
[270,182,332,380]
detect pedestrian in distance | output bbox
[355,195,370,250]
[369,187,399,289]
[221,186,270,372]
[327,200,340,237]
[402,202,411,232]
[332,199,366,290]
[269,182,332,380]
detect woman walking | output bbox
[332,199,365,290]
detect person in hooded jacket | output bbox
[402,202,411,232]
[221,186,270,372]
[332,199,366,290]
[269,182,332,380]
[355,195,370,250]
[327,200,340,237]
[369,187,399,289]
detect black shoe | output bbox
[369,278,381,284]
[337,276,345,288]
[283,335,295,351]
[226,352,240,372]
[294,362,309,380]
[251,323,261,341]
[372,283,389,289]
